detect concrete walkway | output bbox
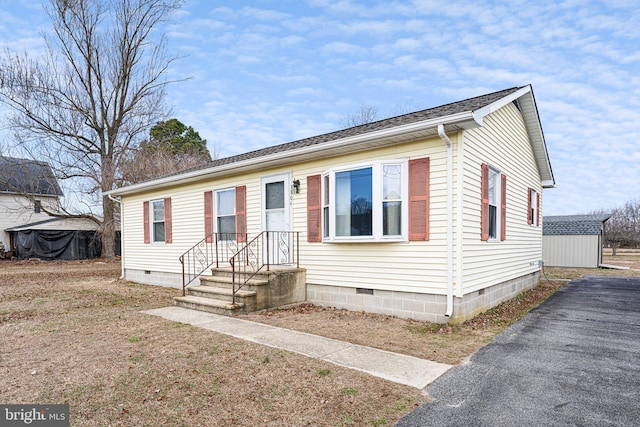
[143,306,452,390]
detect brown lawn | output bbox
[1,249,638,426]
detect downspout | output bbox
[107,194,124,279]
[437,124,454,318]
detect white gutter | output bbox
[107,194,125,279]
[437,124,454,318]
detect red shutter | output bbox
[500,175,507,241]
[480,164,489,241]
[307,175,322,242]
[409,157,430,241]
[143,201,150,244]
[164,197,172,243]
[537,190,541,227]
[527,188,533,225]
[204,191,214,242]
[236,185,247,242]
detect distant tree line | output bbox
[594,199,640,255]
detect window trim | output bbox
[529,188,539,227]
[321,160,408,242]
[482,164,505,242]
[488,168,499,241]
[214,187,237,237]
[151,199,166,243]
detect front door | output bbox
[261,173,292,264]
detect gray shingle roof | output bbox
[166,86,524,178]
[0,156,63,196]
[543,214,611,236]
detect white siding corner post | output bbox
[108,194,124,279]
[438,124,454,318]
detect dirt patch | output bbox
[0,259,425,426]
[241,279,567,366]
[2,253,638,426]
[543,248,640,280]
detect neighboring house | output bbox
[0,156,63,253]
[106,85,555,323]
[542,214,611,268]
[0,156,103,260]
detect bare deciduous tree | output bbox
[339,104,379,128]
[0,0,184,258]
[595,199,640,255]
[339,100,423,129]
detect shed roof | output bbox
[107,84,554,197]
[0,156,63,197]
[5,217,100,232]
[543,214,612,236]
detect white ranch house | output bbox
[107,85,555,323]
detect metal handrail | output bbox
[179,232,247,296]
[229,231,299,305]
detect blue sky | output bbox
[0,0,639,215]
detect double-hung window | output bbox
[144,198,171,244]
[481,163,506,241]
[152,199,165,242]
[528,188,539,226]
[322,161,407,241]
[488,168,499,240]
[216,188,236,238]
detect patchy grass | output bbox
[241,249,640,365]
[242,278,569,365]
[2,251,638,425]
[0,259,425,426]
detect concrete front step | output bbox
[187,285,257,303]
[209,265,302,281]
[174,295,244,316]
[199,274,268,290]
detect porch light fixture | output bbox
[292,179,300,194]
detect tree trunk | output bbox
[101,194,116,258]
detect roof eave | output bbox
[0,190,63,198]
[474,85,555,189]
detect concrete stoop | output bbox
[173,266,306,316]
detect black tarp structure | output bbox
[12,230,121,260]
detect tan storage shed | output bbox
[542,214,611,268]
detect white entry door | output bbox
[261,173,292,264]
[262,173,291,232]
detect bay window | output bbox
[322,161,407,241]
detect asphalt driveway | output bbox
[397,275,640,427]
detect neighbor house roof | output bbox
[0,156,63,197]
[5,217,100,232]
[543,214,612,236]
[107,84,555,197]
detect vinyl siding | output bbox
[542,235,601,268]
[120,137,452,294]
[119,101,544,297]
[457,102,543,296]
[0,194,60,246]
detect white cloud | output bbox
[2,0,639,216]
